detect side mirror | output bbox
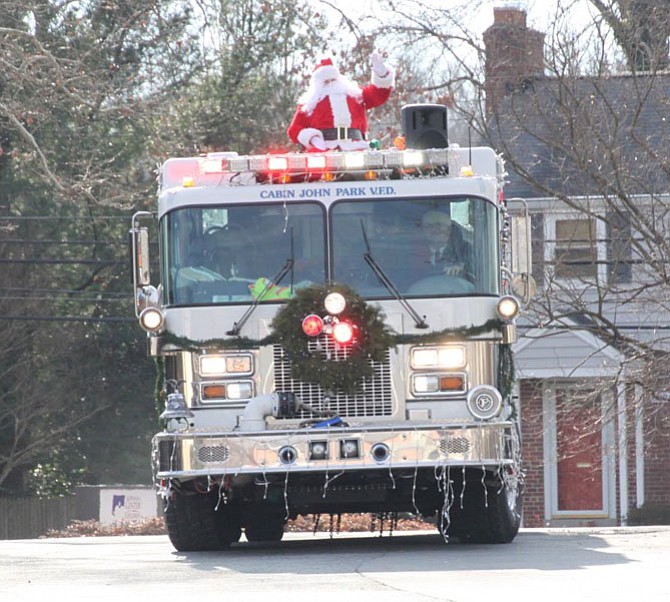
[506,199,535,305]
[509,213,531,275]
[511,273,537,303]
[130,212,162,328]
[130,226,151,287]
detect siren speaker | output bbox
[401,104,449,149]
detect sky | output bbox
[319,0,597,37]
[315,0,603,79]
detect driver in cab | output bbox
[416,210,466,277]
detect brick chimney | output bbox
[483,3,545,115]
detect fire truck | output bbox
[130,104,532,550]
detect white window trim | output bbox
[544,212,608,286]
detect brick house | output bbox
[483,4,670,527]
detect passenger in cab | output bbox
[415,210,467,277]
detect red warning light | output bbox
[302,314,324,337]
[332,321,355,345]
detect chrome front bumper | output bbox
[153,422,518,479]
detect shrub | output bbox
[628,504,670,526]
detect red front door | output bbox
[555,388,604,511]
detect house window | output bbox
[553,218,597,280]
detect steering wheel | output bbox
[407,275,475,295]
[204,223,255,246]
[199,224,261,279]
[203,224,255,256]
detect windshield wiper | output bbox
[227,229,295,336]
[360,220,428,329]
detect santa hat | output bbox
[311,57,340,84]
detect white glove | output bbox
[297,127,326,151]
[310,135,326,151]
[371,52,390,78]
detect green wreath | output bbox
[270,283,395,395]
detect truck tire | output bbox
[470,480,522,543]
[439,474,522,544]
[245,521,285,542]
[164,491,242,551]
[244,509,286,542]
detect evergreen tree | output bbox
[0,0,199,494]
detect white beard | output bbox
[299,76,363,116]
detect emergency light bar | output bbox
[160,148,452,190]
[233,148,448,174]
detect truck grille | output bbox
[273,339,393,418]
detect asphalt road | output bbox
[1,527,668,602]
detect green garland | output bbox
[498,343,515,401]
[154,356,166,418]
[156,284,514,398]
[160,316,506,351]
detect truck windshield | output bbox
[162,202,326,306]
[332,196,499,298]
[162,196,498,306]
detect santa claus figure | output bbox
[287,53,395,151]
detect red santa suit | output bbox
[287,55,395,151]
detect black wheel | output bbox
[472,478,522,543]
[164,491,241,551]
[215,503,243,544]
[244,507,286,542]
[439,471,522,544]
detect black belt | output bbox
[321,127,364,141]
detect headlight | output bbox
[201,381,253,402]
[412,373,466,395]
[200,354,253,376]
[497,295,520,320]
[412,346,466,369]
[226,382,253,399]
[139,307,164,332]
